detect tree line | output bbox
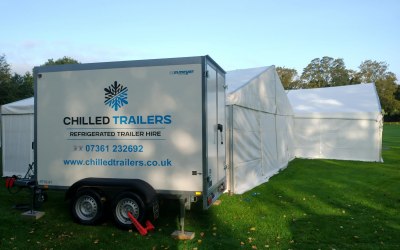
[1,54,399,120]
[0,55,79,105]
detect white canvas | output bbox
[1,97,35,177]
[226,66,295,194]
[288,83,383,162]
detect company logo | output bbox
[104,81,128,111]
[169,69,194,75]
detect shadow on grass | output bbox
[0,181,236,250]
[155,197,239,249]
[290,210,400,249]
[251,157,400,249]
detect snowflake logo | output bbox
[104,81,128,111]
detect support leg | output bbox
[179,198,185,234]
[171,197,195,240]
[21,185,45,219]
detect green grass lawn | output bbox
[1,125,399,250]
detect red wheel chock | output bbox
[127,211,155,236]
[145,220,155,231]
[5,177,16,188]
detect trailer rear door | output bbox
[204,60,226,208]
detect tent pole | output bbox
[229,105,235,194]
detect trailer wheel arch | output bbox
[66,185,106,202]
[65,178,157,204]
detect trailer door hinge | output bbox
[204,71,209,78]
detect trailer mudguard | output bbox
[65,178,157,206]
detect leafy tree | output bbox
[0,54,12,83]
[357,60,400,116]
[358,60,393,83]
[0,54,14,105]
[11,72,34,100]
[0,54,35,105]
[276,67,301,89]
[330,59,350,86]
[42,56,80,66]
[376,74,400,116]
[348,69,362,84]
[395,85,400,101]
[300,56,350,88]
[0,55,80,105]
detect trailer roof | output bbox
[34,55,225,74]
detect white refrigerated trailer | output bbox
[33,56,226,230]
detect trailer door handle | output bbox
[217,124,223,132]
[217,124,223,144]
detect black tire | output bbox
[112,191,145,229]
[71,189,104,225]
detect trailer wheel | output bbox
[71,189,104,225]
[112,192,145,229]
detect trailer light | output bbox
[195,191,202,196]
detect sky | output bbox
[1,0,399,80]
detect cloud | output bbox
[21,40,41,50]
